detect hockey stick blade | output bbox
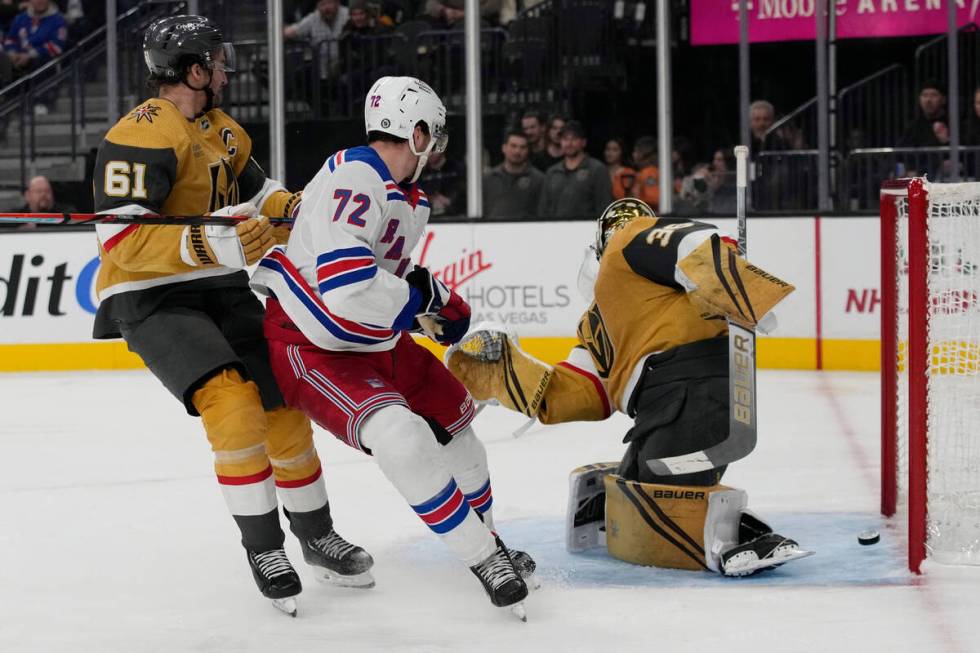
[0,212,293,226]
[645,321,758,476]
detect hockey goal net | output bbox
[881,178,980,573]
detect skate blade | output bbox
[508,602,528,622]
[724,548,814,577]
[271,596,298,617]
[312,567,376,589]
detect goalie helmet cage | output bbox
[880,177,980,574]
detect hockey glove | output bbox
[181,203,275,268]
[405,265,471,345]
[271,192,302,245]
[676,234,794,328]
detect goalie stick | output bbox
[645,145,759,477]
[0,212,293,227]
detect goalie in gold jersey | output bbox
[448,198,812,576]
[92,15,372,615]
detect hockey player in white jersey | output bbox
[251,77,533,618]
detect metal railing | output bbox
[762,97,816,151]
[914,24,980,117]
[229,29,514,122]
[840,146,980,211]
[838,64,911,150]
[0,1,185,190]
[752,150,819,212]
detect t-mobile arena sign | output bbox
[691,0,980,45]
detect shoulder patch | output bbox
[127,103,162,124]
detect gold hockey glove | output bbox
[677,234,794,327]
[446,329,553,417]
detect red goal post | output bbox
[880,177,980,574]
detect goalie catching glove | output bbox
[446,328,553,417]
[405,265,471,345]
[181,202,276,268]
[677,234,794,328]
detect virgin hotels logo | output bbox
[416,230,492,292]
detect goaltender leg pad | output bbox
[446,329,553,417]
[604,474,739,572]
[676,234,794,327]
[566,462,619,552]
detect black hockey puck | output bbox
[858,529,880,545]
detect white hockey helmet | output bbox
[365,76,448,183]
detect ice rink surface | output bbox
[1,369,978,653]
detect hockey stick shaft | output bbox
[645,145,758,477]
[0,212,293,227]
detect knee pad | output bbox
[603,473,746,572]
[266,407,320,482]
[192,368,269,477]
[360,405,446,502]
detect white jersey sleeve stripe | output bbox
[316,246,378,293]
[251,247,397,349]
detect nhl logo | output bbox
[381,118,391,129]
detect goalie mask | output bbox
[593,198,656,260]
[365,76,448,183]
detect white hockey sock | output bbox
[361,406,496,566]
[442,426,496,532]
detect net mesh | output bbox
[895,182,980,565]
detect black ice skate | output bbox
[471,537,529,621]
[246,548,302,617]
[300,529,376,589]
[508,548,541,590]
[720,513,813,577]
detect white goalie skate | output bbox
[720,533,814,577]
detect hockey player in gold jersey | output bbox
[448,198,812,577]
[92,15,372,615]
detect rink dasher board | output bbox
[0,217,881,371]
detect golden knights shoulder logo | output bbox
[578,302,614,378]
[128,103,161,124]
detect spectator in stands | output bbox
[424,0,502,27]
[707,148,737,214]
[521,109,547,163]
[630,135,661,210]
[604,137,636,200]
[674,163,713,215]
[18,175,73,213]
[963,86,980,145]
[337,1,395,110]
[1,0,67,103]
[285,0,350,79]
[419,150,466,217]
[531,113,564,171]
[483,129,543,219]
[537,120,612,219]
[898,80,949,147]
[749,99,790,155]
[0,0,20,38]
[499,0,546,24]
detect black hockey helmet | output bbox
[143,15,235,81]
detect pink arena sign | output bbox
[691,0,980,45]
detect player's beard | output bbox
[206,86,223,111]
